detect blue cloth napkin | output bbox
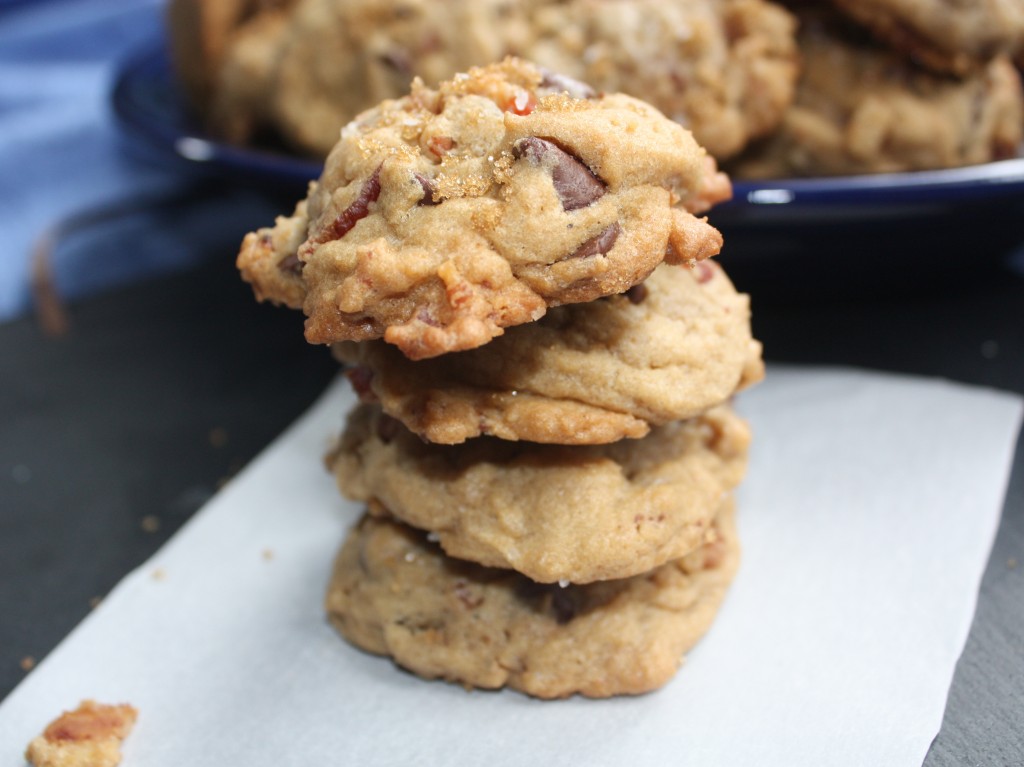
[0,0,202,321]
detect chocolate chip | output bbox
[551,589,578,624]
[317,166,382,243]
[538,68,596,100]
[277,252,303,275]
[625,282,648,304]
[568,223,620,259]
[376,414,401,444]
[513,137,605,211]
[415,172,438,205]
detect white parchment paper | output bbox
[1,367,1021,766]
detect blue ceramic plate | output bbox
[112,40,1024,226]
[111,40,322,188]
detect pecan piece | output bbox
[277,252,302,275]
[414,172,439,205]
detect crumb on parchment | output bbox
[25,700,138,767]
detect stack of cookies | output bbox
[237,59,763,698]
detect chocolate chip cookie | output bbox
[167,0,295,114]
[732,9,1024,177]
[334,261,762,445]
[238,58,731,359]
[204,0,798,161]
[325,500,739,698]
[521,0,800,161]
[330,402,749,584]
[830,0,1024,75]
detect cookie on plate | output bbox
[335,261,762,445]
[204,0,798,161]
[325,499,740,698]
[521,0,800,161]
[166,0,295,114]
[238,58,731,359]
[829,0,1024,75]
[731,9,1024,177]
[205,7,294,147]
[330,402,749,584]
[254,0,532,158]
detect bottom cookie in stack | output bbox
[323,404,750,698]
[326,499,739,700]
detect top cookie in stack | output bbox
[237,59,762,698]
[238,58,732,359]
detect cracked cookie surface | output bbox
[325,500,739,699]
[237,58,730,359]
[330,403,749,584]
[334,261,763,445]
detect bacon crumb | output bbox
[311,166,382,246]
[427,135,454,159]
[693,260,715,284]
[503,89,537,115]
[345,366,378,403]
[25,700,137,767]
